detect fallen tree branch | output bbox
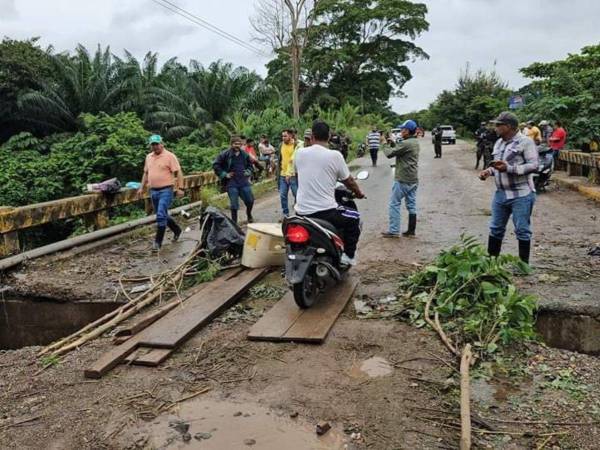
[423,284,459,356]
[460,344,473,450]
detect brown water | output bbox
[349,356,394,379]
[118,398,347,449]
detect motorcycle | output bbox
[282,171,369,308]
[357,143,366,158]
[533,147,554,192]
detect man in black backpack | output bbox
[213,136,255,224]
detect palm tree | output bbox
[19,44,126,132]
[147,60,273,140]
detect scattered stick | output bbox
[0,415,43,430]
[172,387,211,404]
[460,344,473,450]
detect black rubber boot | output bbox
[153,226,166,252]
[167,218,182,242]
[402,214,417,237]
[487,235,502,257]
[518,240,531,264]
[246,203,254,223]
[231,209,238,224]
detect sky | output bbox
[1,0,599,113]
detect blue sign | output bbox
[509,95,524,109]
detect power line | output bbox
[150,0,269,57]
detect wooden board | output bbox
[84,334,142,379]
[124,347,173,366]
[138,267,268,349]
[84,267,254,378]
[247,276,358,343]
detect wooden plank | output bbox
[283,277,359,342]
[139,268,268,348]
[84,334,142,379]
[247,276,359,343]
[84,269,240,378]
[124,347,173,366]
[247,291,304,341]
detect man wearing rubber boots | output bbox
[294,120,365,266]
[381,120,420,238]
[479,112,538,264]
[137,134,184,252]
[213,136,255,225]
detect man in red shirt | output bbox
[549,120,567,162]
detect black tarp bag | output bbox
[199,206,245,258]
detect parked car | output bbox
[432,125,456,145]
[390,128,403,142]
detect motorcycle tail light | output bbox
[332,234,344,249]
[286,224,310,243]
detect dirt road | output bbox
[1,138,600,449]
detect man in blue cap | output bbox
[137,134,184,252]
[381,119,420,238]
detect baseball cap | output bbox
[304,128,312,139]
[398,119,418,132]
[148,134,162,145]
[490,112,519,128]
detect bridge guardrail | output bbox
[558,150,600,184]
[0,171,220,257]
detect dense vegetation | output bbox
[401,44,600,147]
[0,38,403,209]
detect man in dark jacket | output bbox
[433,126,443,158]
[213,136,255,224]
[475,121,487,169]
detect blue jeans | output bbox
[490,191,536,241]
[279,176,298,216]
[388,181,418,234]
[150,187,174,227]
[228,185,254,210]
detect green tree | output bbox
[147,60,271,140]
[520,44,600,148]
[426,66,510,136]
[299,0,429,113]
[0,37,53,141]
[18,44,127,133]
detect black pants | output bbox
[434,142,442,157]
[369,147,378,166]
[306,207,361,258]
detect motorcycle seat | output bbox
[307,218,340,235]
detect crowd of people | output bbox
[136,112,568,267]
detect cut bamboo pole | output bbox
[460,344,473,450]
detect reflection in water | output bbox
[118,398,346,450]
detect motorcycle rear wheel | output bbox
[293,272,318,309]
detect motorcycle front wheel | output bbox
[293,271,318,309]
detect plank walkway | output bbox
[84,267,267,378]
[247,276,358,343]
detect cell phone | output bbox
[488,160,500,167]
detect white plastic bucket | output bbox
[241,223,286,268]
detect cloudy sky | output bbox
[1,0,599,113]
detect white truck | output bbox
[439,125,456,145]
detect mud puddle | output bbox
[349,356,393,378]
[114,397,347,449]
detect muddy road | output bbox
[1,138,600,449]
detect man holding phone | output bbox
[479,112,538,264]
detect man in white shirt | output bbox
[294,120,365,265]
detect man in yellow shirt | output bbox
[279,129,298,218]
[526,120,542,145]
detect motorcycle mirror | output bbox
[356,171,369,180]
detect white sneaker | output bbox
[341,253,357,266]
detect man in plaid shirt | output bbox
[479,111,538,264]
